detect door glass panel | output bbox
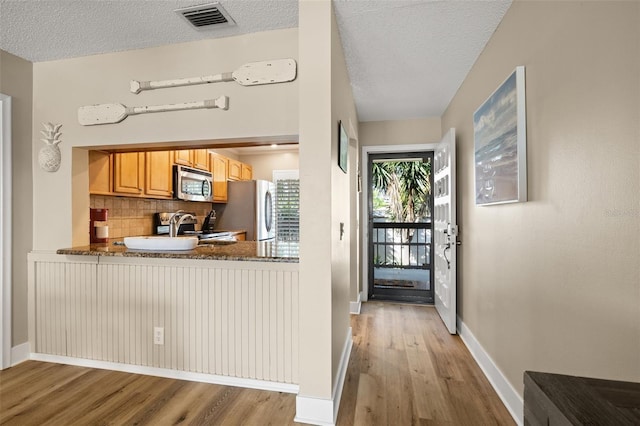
[369,152,434,303]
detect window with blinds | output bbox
[274,178,300,242]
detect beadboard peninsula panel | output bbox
[29,254,299,385]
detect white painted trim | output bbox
[457,317,523,426]
[10,342,29,366]
[29,353,299,394]
[350,291,362,314]
[360,143,439,301]
[295,396,335,426]
[295,327,353,425]
[0,94,12,370]
[330,327,352,422]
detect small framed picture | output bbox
[338,121,348,173]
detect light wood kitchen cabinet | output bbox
[89,150,113,195]
[174,149,209,171]
[145,151,173,198]
[173,149,193,167]
[192,149,210,171]
[228,158,243,181]
[114,152,144,195]
[210,153,228,203]
[235,232,246,241]
[241,164,253,180]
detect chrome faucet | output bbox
[169,210,195,238]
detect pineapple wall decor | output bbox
[38,122,62,172]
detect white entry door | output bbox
[433,129,457,334]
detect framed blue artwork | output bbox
[474,66,527,205]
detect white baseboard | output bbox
[295,396,335,426]
[350,292,362,314]
[11,342,30,366]
[29,353,299,394]
[457,317,523,426]
[295,327,353,425]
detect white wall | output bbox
[298,0,334,401]
[330,3,357,388]
[297,1,357,418]
[359,117,441,147]
[442,0,640,394]
[0,50,32,346]
[239,150,299,181]
[32,29,298,251]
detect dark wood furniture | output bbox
[524,371,640,425]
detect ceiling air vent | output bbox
[175,3,236,30]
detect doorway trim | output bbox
[0,93,12,369]
[361,143,438,302]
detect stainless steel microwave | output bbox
[173,165,213,202]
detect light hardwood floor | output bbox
[336,302,515,425]
[0,302,514,425]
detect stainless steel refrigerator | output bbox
[215,180,275,241]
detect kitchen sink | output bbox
[123,236,198,251]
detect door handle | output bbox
[443,242,451,270]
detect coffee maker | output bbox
[90,208,109,243]
[201,210,216,233]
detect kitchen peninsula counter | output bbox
[56,240,299,263]
[31,240,300,391]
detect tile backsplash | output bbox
[90,195,212,239]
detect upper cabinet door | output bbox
[89,151,113,195]
[114,152,144,195]
[145,151,173,198]
[192,149,210,171]
[174,149,193,167]
[211,153,228,203]
[241,164,253,181]
[228,159,242,181]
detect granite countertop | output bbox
[56,240,299,263]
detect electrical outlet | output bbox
[153,327,164,345]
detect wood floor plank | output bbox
[0,363,89,421]
[123,379,195,425]
[403,332,452,423]
[2,368,113,426]
[70,374,178,425]
[227,389,296,425]
[337,302,514,426]
[1,302,514,426]
[353,373,385,425]
[384,347,415,425]
[182,386,244,425]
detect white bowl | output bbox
[123,236,198,251]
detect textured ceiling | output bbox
[0,0,299,62]
[0,0,511,121]
[333,0,511,120]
